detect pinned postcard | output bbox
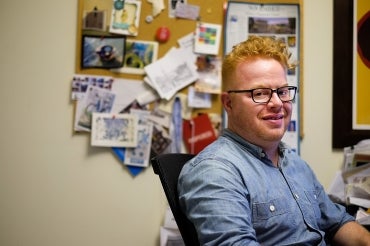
[124,109,153,167]
[91,113,138,147]
[71,75,114,100]
[175,3,200,20]
[74,85,116,131]
[110,0,141,36]
[194,22,222,55]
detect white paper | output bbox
[187,86,211,108]
[157,93,192,120]
[356,208,370,225]
[147,0,165,17]
[160,227,184,246]
[110,78,155,112]
[328,170,346,203]
[144,47,198,100]
[160,207,184,246]
[164,206,178,229]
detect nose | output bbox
[268,91,283,105]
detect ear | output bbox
[221,92,232,111]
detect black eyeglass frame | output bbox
[227,86,298,103]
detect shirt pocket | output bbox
[251,196,298,243]
[252,196,291,221]
[304,190,321,219]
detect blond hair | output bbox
[222,36,297,90]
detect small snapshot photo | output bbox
[113,39,158,75]
[248,17,296,35]
[91,113,138,147]
[82,9,107,31]
[81,35,125,69]
[109,0,141,36]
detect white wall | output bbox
[0,0,344,245]
[300,0,344,188]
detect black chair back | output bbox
[151,153,200,246]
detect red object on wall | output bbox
[183,114,217,155]
[156,26,171,43]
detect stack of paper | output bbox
[329,139,370,225]
[160,207,184,246]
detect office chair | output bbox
[151,153,200,246]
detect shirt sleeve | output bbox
[307,163,355,242]
[178,158,261,246]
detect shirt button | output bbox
[269,205,275,212]
[294,194,299,199]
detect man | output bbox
[178,36,370,245]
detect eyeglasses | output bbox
[227,86,297,103]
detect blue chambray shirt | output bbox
[178,129,354,245]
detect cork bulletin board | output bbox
[75,0,227,116]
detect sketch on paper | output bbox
[144,48,198,100]
[91,113,138,147]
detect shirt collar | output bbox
[222,128,290,159]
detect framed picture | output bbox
[112,39,158,75]
[332,0,370,148]
[81,35,125,69]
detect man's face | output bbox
[222,58,292,149]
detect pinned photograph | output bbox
[109,0,141,36]
[91,113,138,147]
[82,8,107,31]
[81,35,125,69]
[112,40,158,75]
